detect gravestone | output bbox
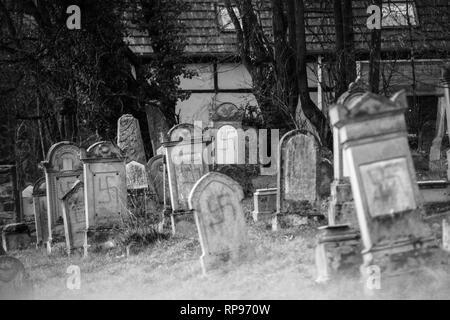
[21,186,34,223]
[126,161,149,190]
[189,172,249,274]
[42,142,83,252]
[168,123,198,143]
[164,133,211,236]
[32,178,48,247]
[117,114,146,164]
[252,188,277,223]
[330,90,439,276]
[147,155,170,205]
[273,130,327,230]
[0,256,30,299]
[61,181,85,256]
[81,141,127,235]
[328,81,366,227]
[1,223,31,252]
[0,165,21,225]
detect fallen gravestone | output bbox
[189,172,250,274]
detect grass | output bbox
[4,199,450,300]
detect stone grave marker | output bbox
[61,181,85,256]
[330,90,439,275]
[117,114,146,164]
[164,133,210,236]
[81,141,127,231]
[1,223,31,252]
[21,186,34,223]
[147,155,170,205]
[42,142,83,252]
[252,188,277,223]
[0,165,21,225]
[32,178,48,247]
[189,172,249,274]
[274,130,327,230]
[126,161,149,190]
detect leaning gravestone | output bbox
[61,181,85,256]
[189,172,249,274]
[147,155,170,205]
[117,114,146,164]
[164,125,210,237]
[81,141,127,255]
[330,90,440,276]
[32,178,48,247]
[273,130,325,230]
[42,142,83,253]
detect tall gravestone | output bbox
[273,130,325,230]
[32,178,48,247]
[42,142,83,253]
[81,141,127,255]
[147,155,170,205]
[330,90,440,276]
[61,181,85,256]
[189,172,249,274]
[117,114,146,165]
[0,165,21,225]
[164,124,210,237]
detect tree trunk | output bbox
[294,0,332,148]
[369,0,382,93]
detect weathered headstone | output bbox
[328,81,366,227]
[273,130,327,230]
[168,123,197,143]
[0,165,21,225]
[32,178,48,247]
[0,256,30,299]
[252,188,277,223]
[42,142,83,252]
[21,185,34,223]
[164,133,211,236]
[126,161,149,190]
[1,223,31,252]
[147,155,170,205]
[81,142,127,243]
[315,225,362,283]
[189,172,249,274]
[117,114,146,164]
[61,181,85,255]
[330,90,439,276]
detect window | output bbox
[217,5,241,32]
[382,1,418,27]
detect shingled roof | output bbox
[125,0,450,59]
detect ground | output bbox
[4,199,450,300]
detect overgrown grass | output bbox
[4,199,450,300]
